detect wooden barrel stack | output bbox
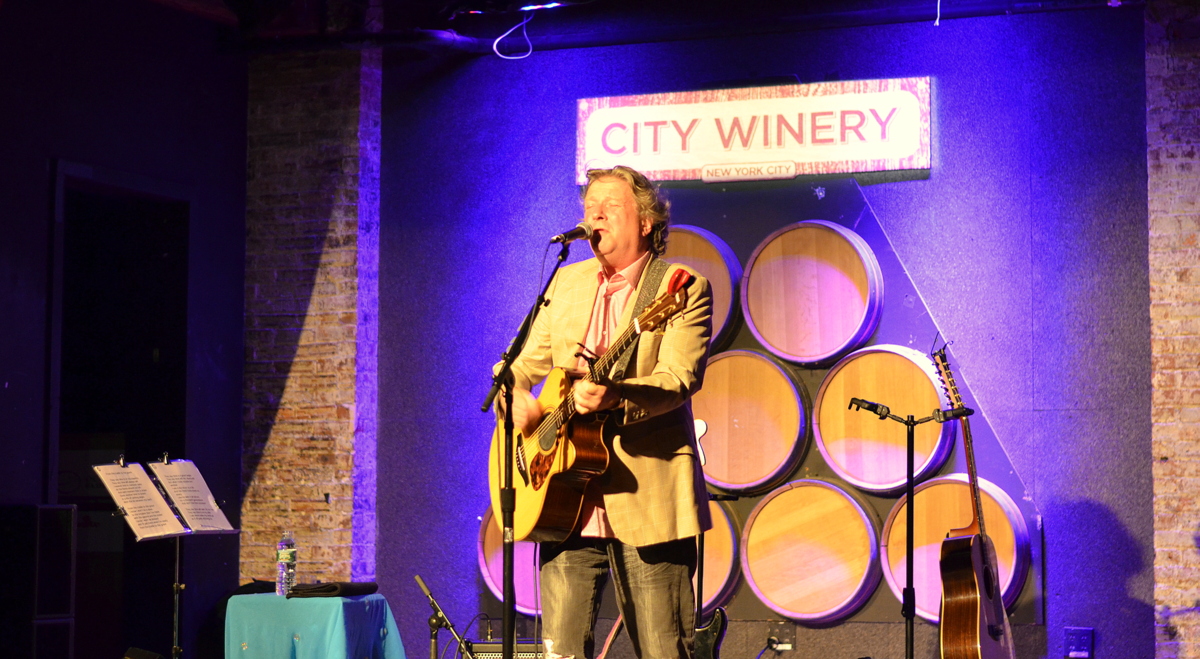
[480,217,1032,626]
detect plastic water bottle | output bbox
[276,531,296,596]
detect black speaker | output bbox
[464,640,544,659]
[33,619,73,659]
[35,506,77,618]
[0,505,77,659]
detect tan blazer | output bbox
[508,255,714,547]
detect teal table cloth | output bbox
[226,593,406,659]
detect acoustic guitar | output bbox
[933,348,1015,659]
[488,269,693,544]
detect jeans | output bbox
[539,535,697,659]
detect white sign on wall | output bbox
[577,77,931,184]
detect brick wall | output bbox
[240,48,381,585]
[1148,1,1200,656]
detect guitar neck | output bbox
[535,321,642,446]
[530,271,690,452]
[592,322,640,384]
[957,415,987,539]
[566,322,638,408]
[935,348,987,540]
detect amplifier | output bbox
[464,640,543,659]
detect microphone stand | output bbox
[481,241,573,659]
[416,575,477,659]
[847,398,970,659]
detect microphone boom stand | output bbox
[481,241,573,659]
[847,398,965,659]
[416,574,477,659]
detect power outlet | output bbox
[768,620,795,652]
[1065,627,1094,659]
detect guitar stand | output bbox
[848,398,960,659]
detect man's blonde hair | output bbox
[584,166,670,256]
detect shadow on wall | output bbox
[241,217,336,497]
[1052,499,1153,655]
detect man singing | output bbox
[499,165,713,659]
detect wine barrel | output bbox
[664,225,743,351]
[691,350,810,495]
[741,220,883,366]
[879,475,1032,623]
[478,506,541,615]
[740,479,881,624]
[814,345,955,494]
[697,499,740,615]
[479,502,739,618]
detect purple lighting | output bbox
[353,49,383,583]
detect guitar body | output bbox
[488,367,610,544]
[939,533,1014,659]
[694,608,728,659]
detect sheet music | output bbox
[93,463,188,541]
[148,460,235,533]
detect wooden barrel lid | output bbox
[740,480,881,624]
[741,220,883,366]
[880,475,1032,623]
[664,225,743,351]
[814,345,955,494]
[691,350,810,495]
[696,499,740,615]
[478,506,541,615]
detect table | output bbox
[225,593,406,659]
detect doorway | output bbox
[51,163,190,659]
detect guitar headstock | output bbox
[636,270,693,334]
[932,347,965,410]
[668,268,693,295]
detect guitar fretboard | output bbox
[534,319,642,451]
[933,348,987,539]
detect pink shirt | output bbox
[577,252,651,538]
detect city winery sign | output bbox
[576,77,930,184]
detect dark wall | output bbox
[379,5,1149,658]
[0,0,247,654]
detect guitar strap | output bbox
[610,256,671,381]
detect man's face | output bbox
[584,176,650,274]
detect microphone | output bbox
[933,406,974,423]
[414,574,434,599]
[848,397,890,419]
[550,221,593,244]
